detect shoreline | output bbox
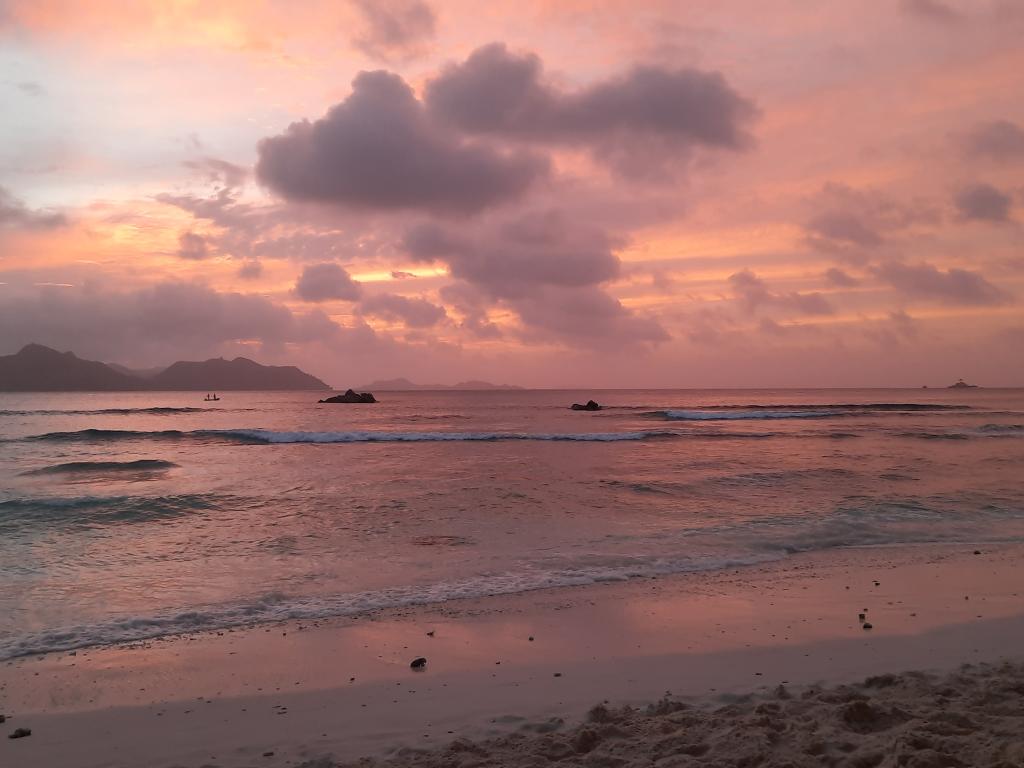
[2,542,1023,767]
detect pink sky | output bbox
[1,0,1022,387]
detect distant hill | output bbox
[151,357,329,391]
[107,362,167,379]
[0,344,330,391]
[359,377,523,391]
[0,344,143,391]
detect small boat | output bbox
[204,393,220,401]
[947,379,978,389]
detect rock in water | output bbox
[319,389,377,404]
[410,657,427,669]
[570,400,601,411]
[8,728,31,739]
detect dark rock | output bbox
[263,751,275,757]
[426,631,435,637]
[858,613,866,621]
[8,728,31,739]
[973,550,981,555]
[410,657,427,669]
[863,622,874,630]
[319,389,377,404]
[570,400,601,411]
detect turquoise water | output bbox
[1,388,1022,659]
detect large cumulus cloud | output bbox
[961,119,1024,161]
[404,210,666,345]
[424,43,756,178]
[873,262,1012,306]
[256,70,548,215]
[953,183,1013,222]
[728,270,834,316]
[404,210,620,299]
[359,292,447,328]
[294,263,363,302]
[803,183,938,256]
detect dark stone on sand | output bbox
[426,631,435,637]
[529,636,534,641]
[974,550,981,555]
[410,657,427,669]
[571,400,601,411]
[863,622,874,630]
[858,613,866,621]
[8,728,31,739]
[263,751,275,757]
[554,672,562,677]
[319,389,377,404]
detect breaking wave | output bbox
[18,428,748,445]
[0,407,221,416]
[21,459,179,476]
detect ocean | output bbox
[1,388,1022,660]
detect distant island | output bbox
[0,344,330,391]
[948,379,979,389]
[357,377,523,391]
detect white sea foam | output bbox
[661,409,835,421]
[206,429,676,443]
[0,553,781,660]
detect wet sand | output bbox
[2,543,1022,767]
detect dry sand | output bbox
[330,660,1024,768]
[1,543,1022,767]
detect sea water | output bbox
[1,388,1022,659]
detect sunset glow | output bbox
[2,0,1022,386]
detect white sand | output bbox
[1,543,1022,767]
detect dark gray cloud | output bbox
[511,286,669,346]
[256,70,548,215]
[237,260,263,279]
[803,183,938,255]
[294,262,363,302]
[438,282,503,339]
[359,292,447,328]
[425,43,756,178]
[873,261,1012,306]
[901,0,963,24]
[824,267,861,287]
[177,231,209,260]
[0,186,66,230]
[0,281,373,366]
[953,183,1013,222]
[729,270,834,316]
[962,119,1024,161]
[350,0,436,62]
[401,209,664,345]
[404,210,620,299]
[806,211,884,249]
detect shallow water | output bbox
[1,388,1022,659]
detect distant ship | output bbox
[947,379,978,389]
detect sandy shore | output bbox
[2,543,1023,767]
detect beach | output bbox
[3,542,1022,767]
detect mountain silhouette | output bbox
[0,344,330,391]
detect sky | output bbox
[1,0,1022,388]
